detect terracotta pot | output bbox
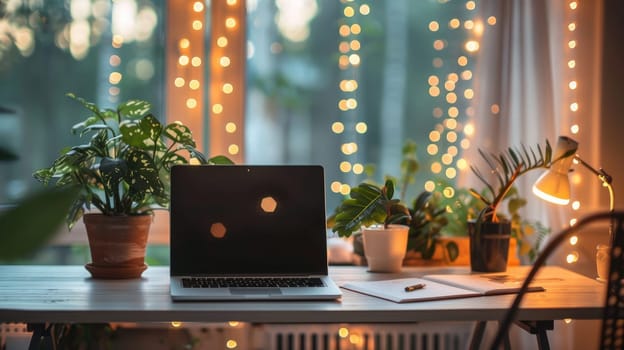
[361,224,409,273]
[468,220,511,273]
[83,213,151,279]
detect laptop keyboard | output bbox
[182,277,325,288]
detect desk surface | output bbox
[0,265,605,324]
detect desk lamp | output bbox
[532,135,615,244]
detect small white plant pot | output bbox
[362,224,409,273]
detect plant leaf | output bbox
[120,114,163,148]
[125,149,164,200]
[332,183,385,237]
[0,187,80,261]
[117,100,151,118]
[164,122,196,147]
[445,241,459,262]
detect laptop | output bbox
[169,164,342,301]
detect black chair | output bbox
[489,211,624,349]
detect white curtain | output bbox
[461,0,604,348]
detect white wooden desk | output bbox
[0,265,604,324]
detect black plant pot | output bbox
[468,220,511,272]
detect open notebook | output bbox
[342,273,545,303]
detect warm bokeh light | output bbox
[228,144,240,155]
[193,1,204,12]
[429,130,441,142]
[109,55,121,66]
[338,327,349,338]
[352,163,364,174]
[109,72,122,84]
[225,17,237,29]
[340,161,352,173]
[192,20,203,30]
[566,252,579,264]
[186,98,197,109]
[355,122,367,134]
[217,36,228,47]
[178,55,189,66]
[225,122,237,133]
[465,40,479,52]
[189,79,200,90]
[429,21,440,32]
[179,38,190,49]
[424,181,435,192]
[359,4,370,15]
[223,83,234,94]
[332,122,345,134]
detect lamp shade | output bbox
[532,136,579,205]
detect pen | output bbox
[404,283,426,292]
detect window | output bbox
[245,0,477,212]
[0,0,164,203]
[0,0,479,262]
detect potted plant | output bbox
[34,94,232,278]
[331,179,412,272]
[405,190,457,263]
[468,140,568,272]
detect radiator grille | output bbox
[259,323,473,350]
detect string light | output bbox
[566,0,581,266]
[423,1,483,225]
[331,1,369,194]
[208,0,245,162]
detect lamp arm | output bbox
[574,155,613,185]
[574,155,615,244]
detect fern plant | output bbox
[469,140,559,224]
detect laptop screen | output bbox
[170,165,329,276]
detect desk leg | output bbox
[515,320,554,350]
[27,323,53,350]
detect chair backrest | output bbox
[490,211,624,350]
[601,212,624,349]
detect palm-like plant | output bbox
[469,140,572,224]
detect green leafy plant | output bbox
[406,191,456,260]
[329,140,456,261]
[394,141,456,261]
[505,187,551,263]
[331,179,411,238]
[469,140,558,224]
[33,93,233,229]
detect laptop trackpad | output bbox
[230,288,282,295]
